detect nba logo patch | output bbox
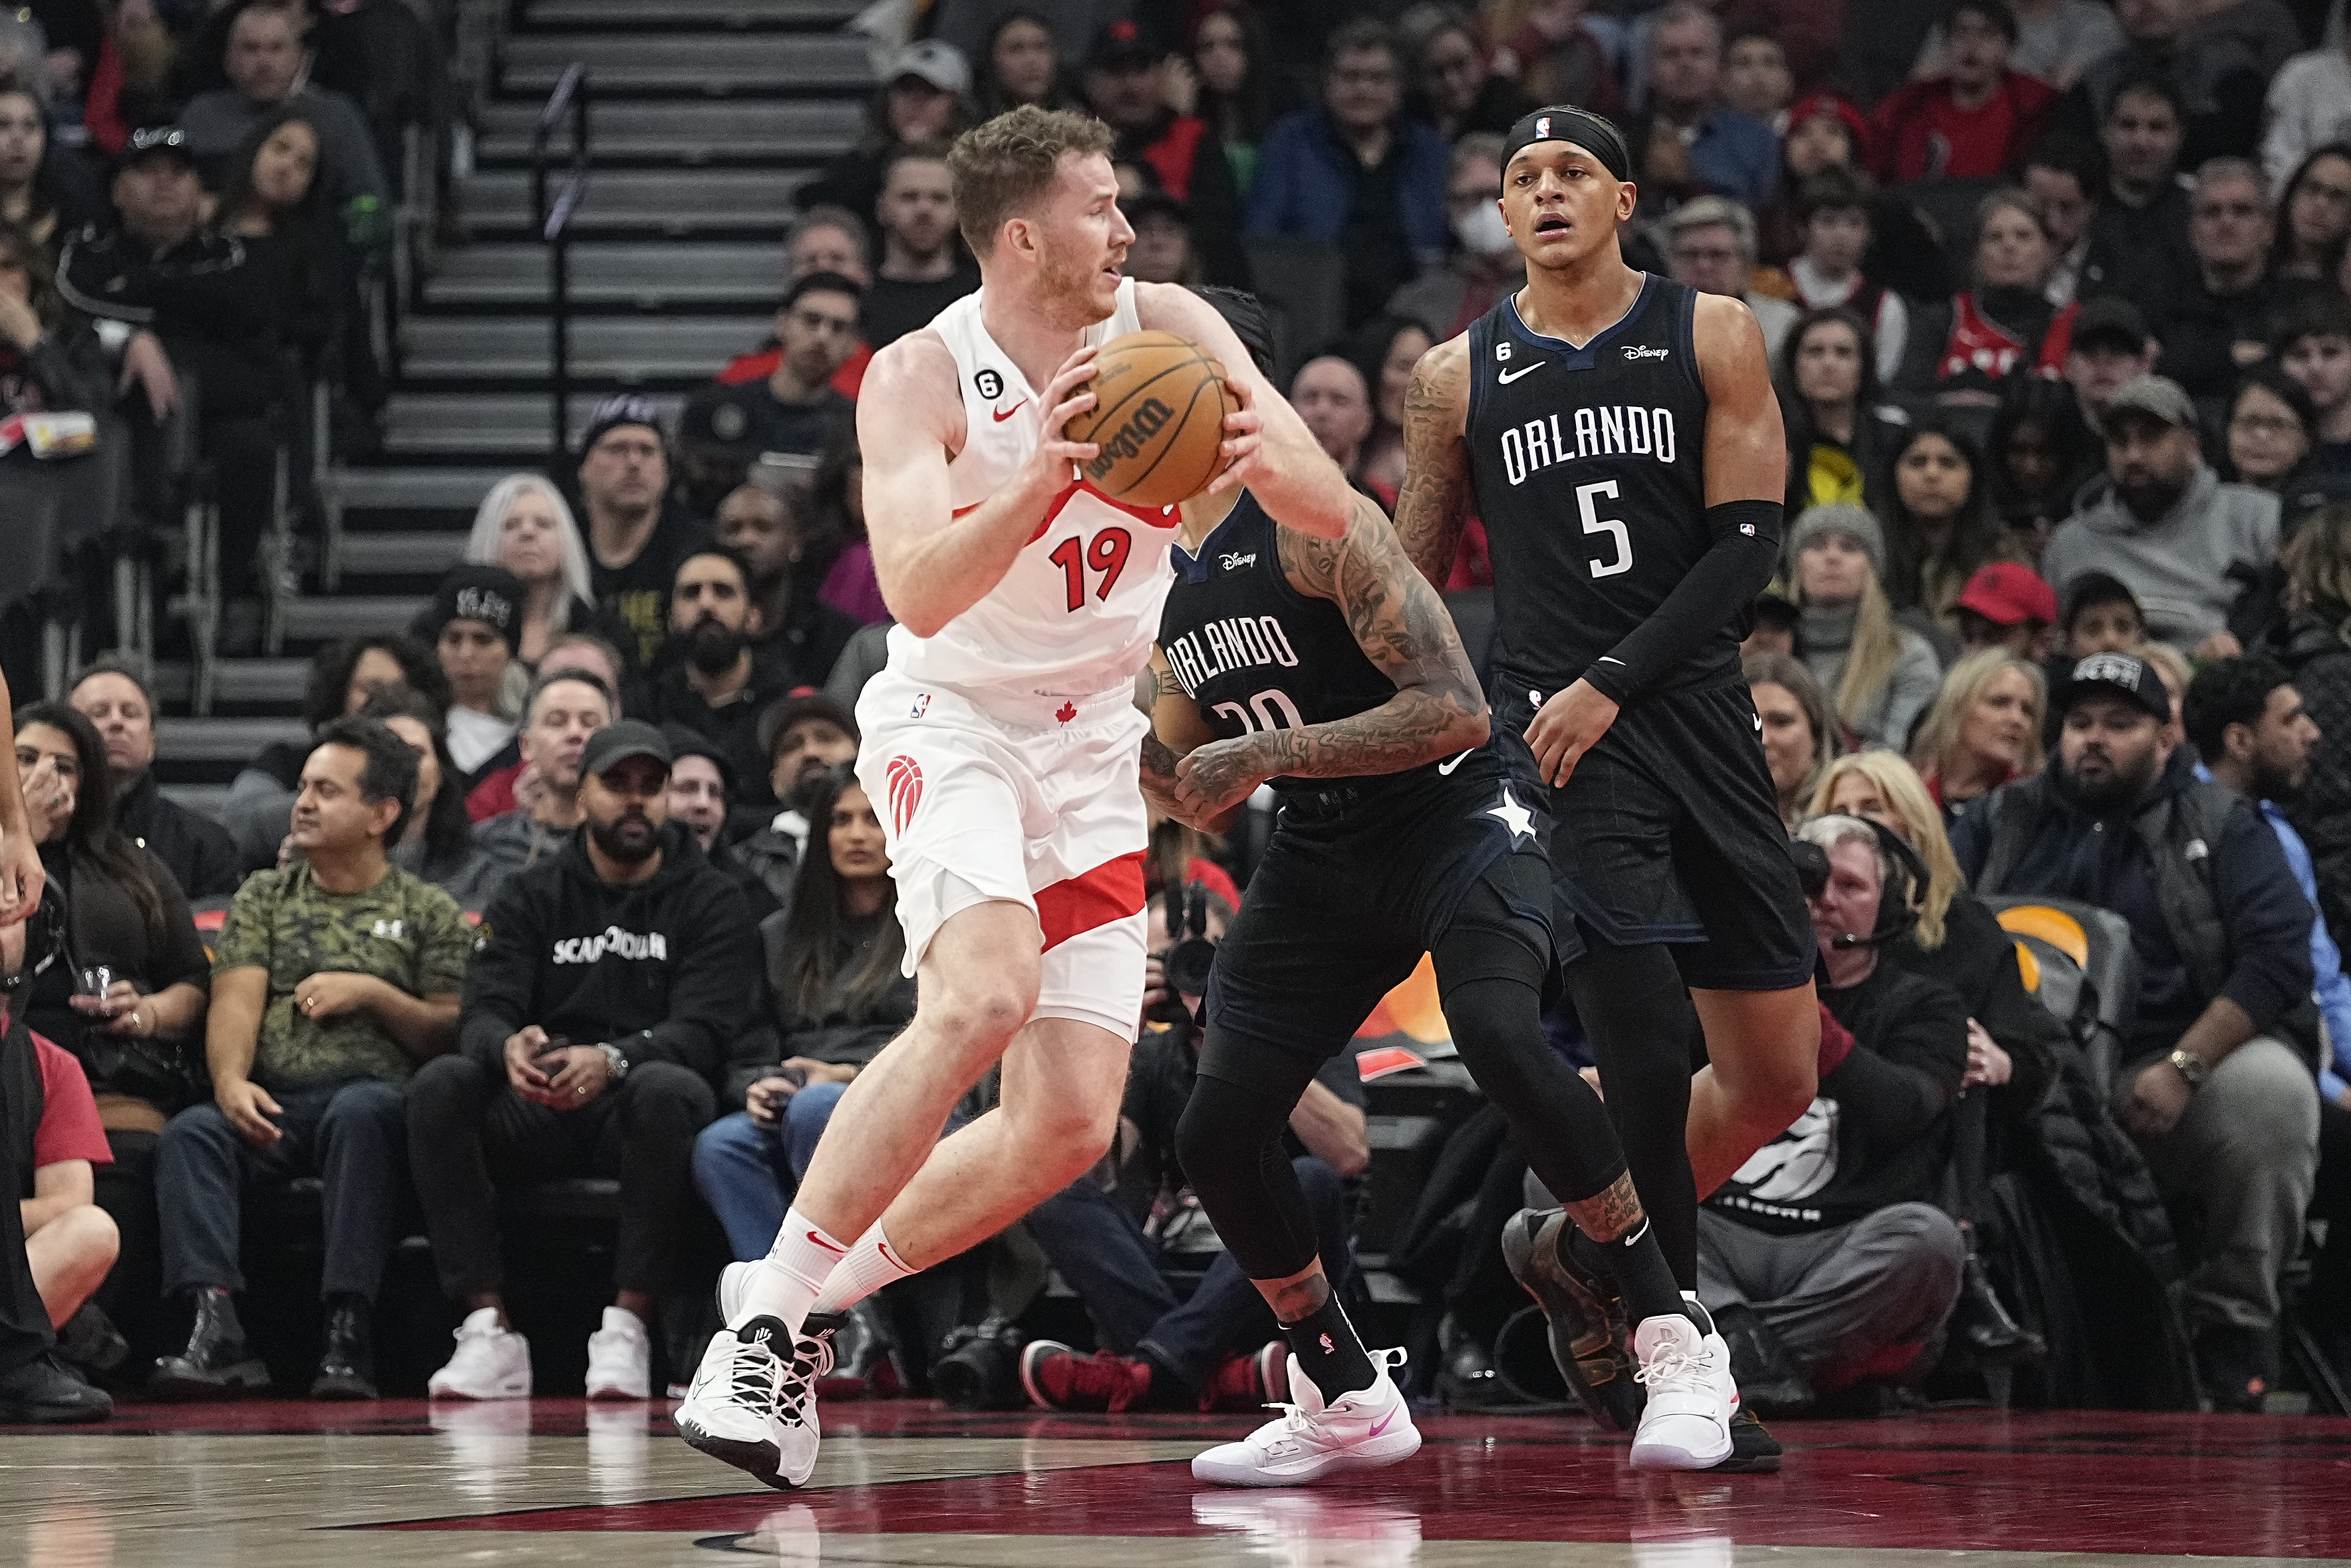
[909,692,931,718]
[886,754,924,836]
[1535,114,1550,137]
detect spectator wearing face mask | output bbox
[1388,134,1523,343]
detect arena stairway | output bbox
[158,0,872,811]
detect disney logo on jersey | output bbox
[1623,345,1670,362]
[1219,551,1257,571]
[1497,405,1679,486]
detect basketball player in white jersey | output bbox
[677,106,1355,1490]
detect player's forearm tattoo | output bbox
[1263,1268,1332,1324]
[1565,1171,1646,1246]
[1139,731,1183,803]
[1394,343,1473,587]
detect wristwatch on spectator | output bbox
[598,1042,630,1082]
[2168,1048,2209,1090]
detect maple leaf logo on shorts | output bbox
[1056,701,1076,724]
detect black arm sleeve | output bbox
[1581,499,1783,705]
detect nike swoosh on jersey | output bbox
[992,400,1028,422]
[1438,749,1474,775]
[1496,362,1547,384]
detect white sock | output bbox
[809,1221,918,1315]
[734,1209,850,1334]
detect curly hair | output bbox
[949,104,1116,257]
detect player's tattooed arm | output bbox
[1392,333,1474,587]
[1142,646,1244,833]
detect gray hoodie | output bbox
[2041,465,2278,648]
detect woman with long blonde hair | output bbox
[1909,649,2044,826]
[1787,504,1943,753]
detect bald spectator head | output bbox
[1292,355,1374,474]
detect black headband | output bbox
[1501,106,1633,184]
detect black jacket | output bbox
[458,821,758,1088]
[2270,609,2351,949]
[722,903,913,1103]
[112,770,241,901]
[1891,893,2065,1118]
[57,219,281,419]
[645,651,799,810]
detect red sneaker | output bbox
[1019,1340,1153,1412]
[1197,1342,1290,1412]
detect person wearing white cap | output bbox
[797,39,973,250]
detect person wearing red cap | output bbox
[1955,560,2060,658]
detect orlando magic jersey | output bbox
[1466,275,1730,701]
[1162,492,1420,794]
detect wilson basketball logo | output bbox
[886,755,924,836]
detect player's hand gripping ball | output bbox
[1061,330,1237,510]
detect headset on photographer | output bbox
[1790,815,1930,951]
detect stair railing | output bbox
[533,62,590,460]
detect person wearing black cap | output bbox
[1953,651,2320,1410]
[1080,17,1247,289]
[416,564,527,796]
[1122,188,1197,286]
[661,722,779,920]
[1396,102,1813,1472]
[732,692,860,911]
[409,719,757,1401]
[573,393,709,671]
[681,273,862,513]
[2061,295,2160,438]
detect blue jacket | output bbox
[1682,104,1781,212]
[2210,772,2351,1098]
[1244,109,1451,267]
[1951,747,2315,1063]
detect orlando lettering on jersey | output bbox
[1164,613,1302,695]
[1497,403,1678,486]
[551,925,670,965]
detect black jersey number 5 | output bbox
[1048,527,1133,612]
[1577,480,1633,579]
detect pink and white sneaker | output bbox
[1629,1298,1737,1470]
[1191,1348,1420,1487]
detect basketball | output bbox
[1064,330,1237,510]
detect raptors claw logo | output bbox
[885,754,924,836]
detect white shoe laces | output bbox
[1252,1348,1406,1449]
[1635,1340,1701,1394]
[767,1327,837,1430]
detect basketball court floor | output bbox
[4,1399,2345,1566]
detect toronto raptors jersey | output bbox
[882,277,1181,714]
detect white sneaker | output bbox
[718,1259,755,1322]
[1628,1298,1736,1470]
[427,1307,532,1400]
[1191,1349,1420,1487]
[585,1307,652,1400]
[675,1313,840,1491]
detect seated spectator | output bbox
[2079,74,2200,309]
[0,83,103,249]
[1120,190,1197,285]
[860,146,977,353]
[150,716,469,1401]
[1388,134,1521,342]
[1019,885,1364,1412]
[2269,144,2351,288]
[2268,507,2351,937]
[1487,0,1620,118]
[711,486,859,688]
[1914,0,2121,93]
[216,633,442,872]
[461,474,633,670]
[1953,560,2059,657]
[734,694,860,911]
[1907,647,2047,821]
[1723,28,1794,129]
[695,762,907,1259]
[2275,295,2351,480]
[804,424,885,627]
[2040,375,2280,654]
[1986,375,2100,555]
[1347,315,1427,499]
[359,689,503,911]
[574,396,710,672]
[1883,418,2018,637]
[2059,0,2265,171]
[2023,134,2104,306]
[410,722,749,1400]
[1785,170,1908,383]
[2224,367,2322,500]
[1953,650,2320,1408]
[1746,650,1839,830]
[1665,197,1798,363]
[1183,5,1274,201]
[67,661,239,899]
[975,7,1076,119]
[2155,158,2287,401]
[476,670,613,873]
[709,208,875,404]
[0,218,105,420]
[661,726,776,919]
[1779,307,1907,516]
[800,40,971,253]
[1408,9,1533,140]
[1081,19,1246,287]
[2259,47,2351,194]
[1245,19,1449,328]
[1702,814,1966,1413]
[21,967,121,1355]
[2057,295,2163,450]
[1289,353,1382,508]
[1896,188,2076,404]
[1768,94,1875,269]
[14,701,207,1372]
[1871,0,2055,184]
[416,565,526,797]
[680,271,860,514]
[462,633,629,824]
[2059,569,2149,658]
[647,547,819,806]
[178,2,386,220]
[213,106,352,402]
[1623,3,1779,215]
[1788,504,1945,752]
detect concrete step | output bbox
[338,531,470,578]
[150,659,311,708]
[331,466,513,516]
[475,97,859,164]
[383,391,684,457]
[402,312,767,379]
[423,242,780,308]
[500,31,871,92]
[157,716,309,764]
[458,167,812,234]
[279,595,428,641]
[524,0,862,26]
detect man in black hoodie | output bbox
[408,722,757,1402]
[1953,651,2320,1410]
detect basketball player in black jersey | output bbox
[1396,108,1819,1465]
[1137,288,1735,1483]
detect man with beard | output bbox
[649,548,826,810]
[410,722,757,1400]
[2040,375,2279,657]
[712,486,862,691]
[1953,652,2318,1412]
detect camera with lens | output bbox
[931,1315,1025,1410]
[1149,876,1219,1024]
